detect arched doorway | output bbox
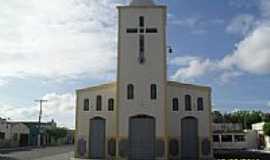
[129,115,155,160]
[181,117,198,160]
[89,117,105,159]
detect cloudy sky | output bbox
[0,0,270,129]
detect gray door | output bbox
[181,117,198,160]
[89,117,105,159]
[129,116,155,160]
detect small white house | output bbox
[212,123,257,150]
[0,118,30,147]
[252,122,270,150]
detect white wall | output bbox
[167,82,211,138]
[0,120,30,147]
[213,131,257,149]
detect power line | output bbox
[34,99,48,146]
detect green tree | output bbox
[263,122,270,136]
[212,111,223,123]
[47,127,67,142]
[212,110,264,129]
[262,113,270,122]
[230,110,262,129]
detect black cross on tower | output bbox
[126,16,158,64]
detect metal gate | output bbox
[129,115,155,160]
[89,117,105,159]
[181,117,198,160]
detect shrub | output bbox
[263,122,270,136]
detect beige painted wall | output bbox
[167,82,211,137]
[117,6,167,138]
[75,81,213,159]
[167,82,212,158]
[74,2,212,160]
[76,83,117,158]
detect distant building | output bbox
[66,129,75,145]
[22,120,57,146]
[54,129,75,145]
[0,118,73,148]
[0,118,30,147]
[252,122,270,150]
[212,123,257,150]
[213,123,243,132]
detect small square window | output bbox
[213,135,219,142]
[221,135,233,142]
[234,135,245,142]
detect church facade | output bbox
[75,0,213,160]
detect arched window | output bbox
[150,84,157,100]
[108,98,114,111]
[127,84,134,99]
[185,95,192,111]
[172,98,179,111]
[83,99,89,111]
[96,95,102,111]
[197,97,204,111]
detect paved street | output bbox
[0,145,74,160]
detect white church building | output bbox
[75,0,213,159]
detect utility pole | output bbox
[35,99,48,146]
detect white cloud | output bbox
[224,24,270,74]
[219,71,243,83]
[226,14,255,35]
[42,93,75,113]
[267,101,270,107]
[41,92,75,128]
[171,0,270,82]
[0,79,8,86]
[0,105,39,122]
[170,56,199,66]
[0,92,75,128]
[0,0,121,83]
[171,56,217,81]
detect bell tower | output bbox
[117,0,167,158]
